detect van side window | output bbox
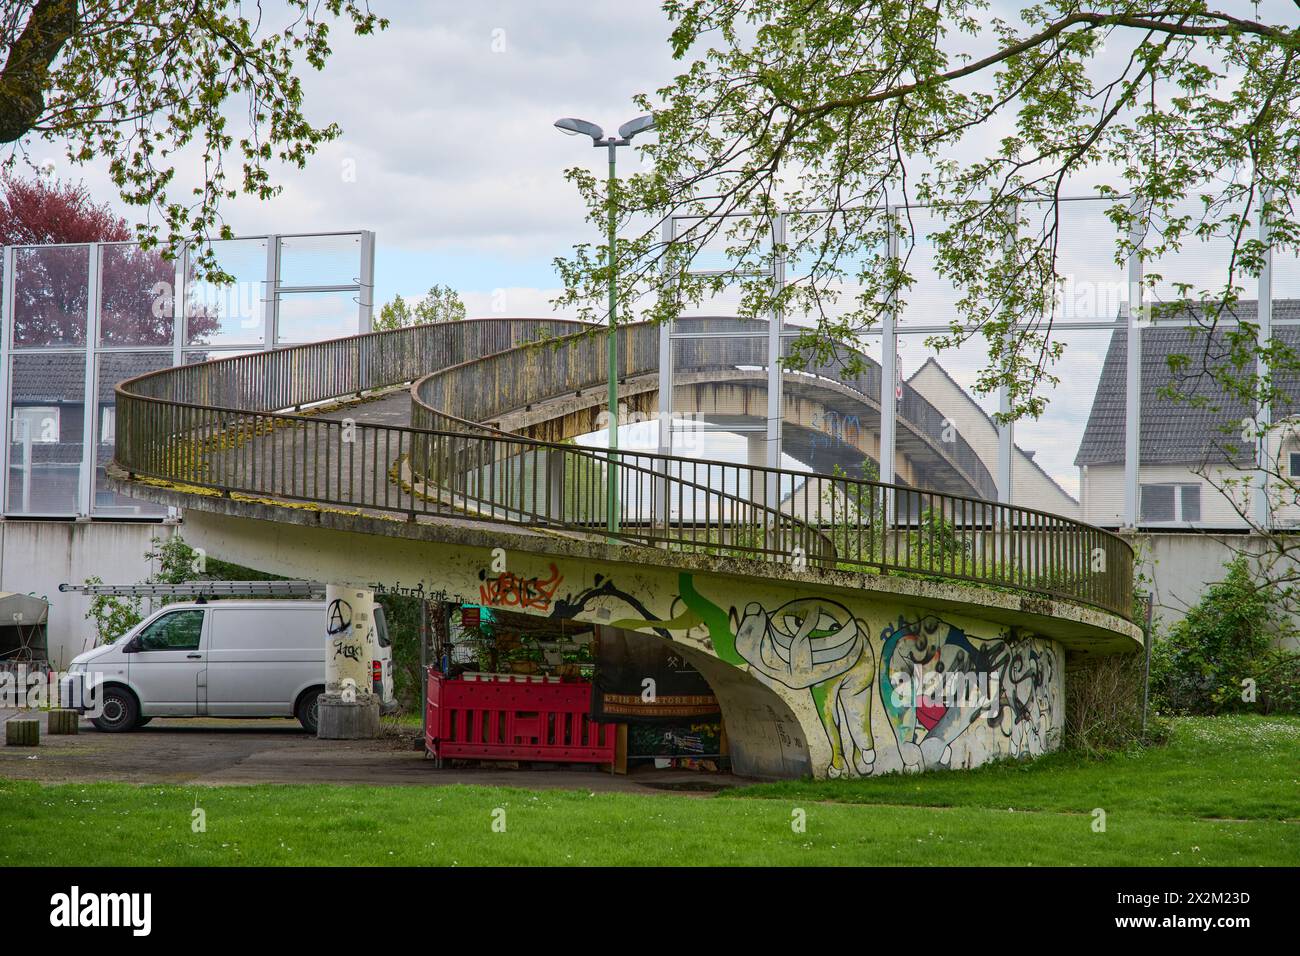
[373,607,391,648]
[137,610,205,651]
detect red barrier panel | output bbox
[426,669,617,766]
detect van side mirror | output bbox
[121,635,140,653]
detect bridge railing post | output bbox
[546,445,565,524]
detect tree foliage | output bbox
[374,284,467,330]
[0,1,386,273]
[0,168,126,244]
[1150,557,1293,715]
[0,171,217,344]
[82,533,204,646]
[82,574,142,647]
[554,2,1300,423]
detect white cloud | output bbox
[459,286,576,319]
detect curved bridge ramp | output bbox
[415,316,997,499]
[113,319,1140,780]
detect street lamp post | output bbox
[555,115,655,538]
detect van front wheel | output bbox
[92,687,139,733]
[296,688,323,735]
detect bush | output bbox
[373,593,424,711]
[1065,653,1166,754]
[83,575,143,646]
[1257,649,1300,714]
[1149,557,1295,715]
[82,533,201,644]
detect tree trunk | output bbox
[0,0,81,144]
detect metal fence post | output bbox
[880,205,899,524]
[0,246,14,513]
[997,203,1016,505]
[655,218,674,532]
[765,215,786,520]
[1254,190,1274,531]
[359,230,376,334]
[79,243,101,517]
[1123,197,1145,529]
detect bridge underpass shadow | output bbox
[445,603,811,781]
[593,625,813,781]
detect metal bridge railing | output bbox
[412,317,997,498]
[114,319,1133,621]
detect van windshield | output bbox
[373,606,391,648]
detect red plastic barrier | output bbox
[425,669,617,766]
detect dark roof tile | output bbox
[1075,299,1300,466]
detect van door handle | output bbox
[187,653,202,659]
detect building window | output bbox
[12,406,60,444]
[1289,451,1300,478]
[1140,484,1175,522]
[1140,482,1201,523]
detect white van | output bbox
[62,600,397,733]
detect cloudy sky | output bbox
[29,1,1275,500]
[24,1,674,316]
[22,0,1119,498]
[224,0,680,318]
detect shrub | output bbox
[83,575,143,646]
[1256,649,1300,714]
[1065,653,1166,754]
[373,593,424,710]
[1149,557,1294,715]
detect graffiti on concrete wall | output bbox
[612,576,877,778]
[732,599,877,778]
[809,410,864,464]
[620,577,1061,777]
[478,563,564,611]
[995,638,1063,759]
[476,565,671,639]
[881,615,1062,771]
[471,558,1063,778]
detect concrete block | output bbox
[47,709,79,735]
[6,719,39,746]
[316,694,380,739]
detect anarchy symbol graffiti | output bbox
[326,599,352,635]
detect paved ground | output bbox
[0,712,742,794]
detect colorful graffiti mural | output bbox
[732,599,876,778]
[610,578,876,778]
[473,556,1064,778]
[618,579,1062,777]
[478,563,564,611]
[881,615,1062,772]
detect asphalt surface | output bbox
[0,711,741,794]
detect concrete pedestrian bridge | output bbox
[112,318,1141,779]
[414,316,997,499]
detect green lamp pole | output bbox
[555,115,655,537]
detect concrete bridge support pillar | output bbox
[318,584,380,739]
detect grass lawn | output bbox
[729,715,1300,822]
[0,716,1295,866]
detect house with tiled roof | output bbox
[1074,300,1300,528]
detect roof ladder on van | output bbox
[58,581,327,599]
